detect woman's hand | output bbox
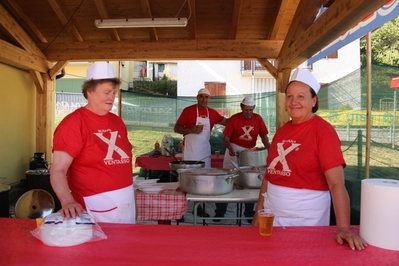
[59,200,85,219]
[336,227,367,250]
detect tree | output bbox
[360,17,399,67]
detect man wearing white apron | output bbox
[174,88,227,168]
[214,96,270,222]
[174,88,228,216]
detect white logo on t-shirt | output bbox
[94,131,129,160]
[239,126,254,141]
[267,142,301,174]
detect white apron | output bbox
[263,182,330,226]
[223,143,248,168]
[83,184,136,224]
[183,107,211,168]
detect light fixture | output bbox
[94,18,188,28]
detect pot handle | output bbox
[257,174,264,182]
[225,174,239,184]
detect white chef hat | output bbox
[289,68,321,94]
[197,88,211,95]
[241,96,255,106]
[86,62,116,80]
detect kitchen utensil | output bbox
[230,160,243,171]
[236,148,267,167]
[193,155,211,164]
[177,168,238,195]
[15,189,54,219]
[234,166,265,188]
[169,160,205,171]
[164,147,180,161]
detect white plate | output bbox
[140,186,165,194]
[135,179,159,184]
[135,179,160,189]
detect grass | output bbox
[127,126,181,174]
[341,140,399,179]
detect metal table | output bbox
[186,188,259,225]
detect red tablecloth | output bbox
[135,188,187,221]
[1,218,398,265]
[135,154,224,170]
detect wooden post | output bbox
[36,73,55,164]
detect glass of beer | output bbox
[258,209,274,236]
[215,151,220,158]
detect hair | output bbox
[82,78,121,99]
[310,88,319,113]
[285,81,319,113]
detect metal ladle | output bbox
[230,160,243,172]
[193,155,211,164]
[163,147,180,162]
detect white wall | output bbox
[176,40,360,97]
[177,60,253,96]
[310,40,360,84]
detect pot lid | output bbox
[15,189,54,219]
[178,168,237,175]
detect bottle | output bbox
[154,140,160,155]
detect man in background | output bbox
[213,96,270,222]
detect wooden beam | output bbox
[43,40,283,61]
[257,58,277,79]
[0,4,47,58]
[229,0,242,40]
[0,39,50,73]
[278,0,388,70]
[2,0,48,43]
[29,70,44,94]
[278,0,322,61]
[269,0,291,40]
[48,61,69,80]
[47,0,83,42]
[188,0,196,39]
[139,0,158,41]
[93,0,120,41]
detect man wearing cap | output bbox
[253,68,367,251]
[50,62,136,224]
[174,88,227,168]
[213,96,270,222]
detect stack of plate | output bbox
[134,179,165,194]
[139,186,165,194]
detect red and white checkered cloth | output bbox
[135,189,187,221]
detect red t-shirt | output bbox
[223,113,268,148]
[52,107,133,208]
[176,104,225,133]
[266,115,345,191]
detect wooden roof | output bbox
[0,0,388,77]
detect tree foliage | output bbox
[360,17,399,67]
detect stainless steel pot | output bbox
[234,166,266,188]
[169,160,205,171]
[177,168,238,195]
[236,148,267,167]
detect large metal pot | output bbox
[177,168,238,195]
[169,160,205,171]
[236,148,267,167]
[234,166,266,189]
